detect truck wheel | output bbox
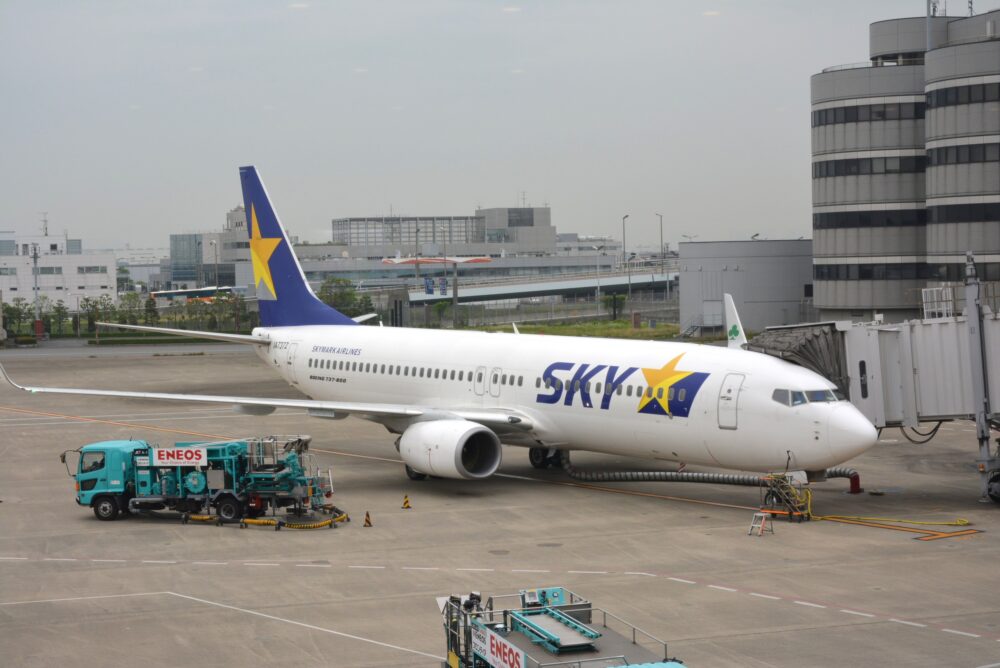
[216,496,243,522]
[93,496,119,521]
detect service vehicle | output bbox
[60,435,332,521]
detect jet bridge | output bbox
[748,254,999,501]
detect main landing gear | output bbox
[529,447,561,470]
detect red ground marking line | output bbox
[0,405,233,440]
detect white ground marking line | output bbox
[750,593,781,600]
[296,564,332,568]
[624,572,656,577]
[0,557,28,560]
[141,560,176,564]
[568,570,608,575]
[244,563,280,567]
[456,568,495,572]
[840,609,875,618]
[667,577,697,584]
[511,569,550,573]
[402,567,440,571]
[91,559,127,563]
[167,592,444,661]
[192,561,227,566]
[42,558,77,562]
[708,585,738,592]
[348,565,385,569]
[942,629,981,638]
[889,618,927,628]
[794,601,826,609]
[1,592,166,606]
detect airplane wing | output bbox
[96,322,269,345]
[0,361,532,432]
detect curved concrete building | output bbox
[811,10,1000,321]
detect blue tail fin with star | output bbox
[239,166,356,327]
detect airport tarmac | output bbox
[1,343,999,667]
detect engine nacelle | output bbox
[398,420,502,480]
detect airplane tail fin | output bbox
[724,293,747,349]
[239,166,356,327]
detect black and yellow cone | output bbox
[401,495,412,510]
[363,511,373,527]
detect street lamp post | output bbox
[438,224,458,329]
[655,213,664,275]
[209,239,219,288]
[621,214,630,301]
[591,245,604,315]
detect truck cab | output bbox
[62,440,144,520]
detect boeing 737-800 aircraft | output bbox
[0,166,877,482]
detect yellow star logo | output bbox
[249,204,282,299]
[638,354,694,414]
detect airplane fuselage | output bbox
[254,325,875,473]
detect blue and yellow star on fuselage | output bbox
[636,354,709,417]
[250,204,282,300]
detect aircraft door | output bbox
[488,367,502,397]
[286,343,299,383]
[474,366,486,396]
[717,373,745,430]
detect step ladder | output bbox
[748,512,774,536]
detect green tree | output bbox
[143,296,160,326]
[79,297,99,333]
[118,292,142,325]
[317,278,359,316]
[52,300,69,335]
[97,294,117,326]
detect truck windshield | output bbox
[81,451,105,473]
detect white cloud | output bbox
[289,3,309,9]
[702,10,721,17]
[502,6,521,12]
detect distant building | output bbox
[0,231,115,308]
[811,8,1000,321]
[679,240,815,334]
[165,206,253,291]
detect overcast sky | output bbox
[2,1,997,252]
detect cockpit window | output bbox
[806,389,838,402]
[790,391,807,406]
[771,389,789,406]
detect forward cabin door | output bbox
[717,373,745,430]
[286,343,299,384]
[488,367,502,398]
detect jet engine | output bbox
[398,420,502,480]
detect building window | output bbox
[77,266,107,274]
[926,83,1000,109]
[927,143,1000,167]
[812,101,925,127]
[812,156,926,179]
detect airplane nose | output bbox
[828,403,878,462]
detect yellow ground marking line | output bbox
[0,405,233,440]
[821,516,982,541]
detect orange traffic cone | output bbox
[363,511,373,527]
[401,495,412,510]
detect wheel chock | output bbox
[363,511,373,527]
[401,495,412,510]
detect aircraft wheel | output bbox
[405,465,428,481]
[988,472,1000,504]
[529,447,549,469]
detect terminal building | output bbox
[811,8,1000,321]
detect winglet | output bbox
[724,293,747,349]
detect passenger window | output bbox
[656,387,663,399]
[434,369,440,379]
[536,378,541,388]
[459,371,464,381]
[626,386,633,397]
[584,382,591,392]
[772,389,790,406]
[450,370,456,380]
[477,372,484,382]
[791,391,807,406]
[509,375,515,386]
[420,368,426,378]
[502,374,508,384]
[616,385,623,395]
[381,364,386,374]
[518,376,523,387]
[678,388,686,401]
[646,387,653,398]
[668,387,675,400]
[595,382,602,394]
[492,373,498,384]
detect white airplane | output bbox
[0,166,877,482]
